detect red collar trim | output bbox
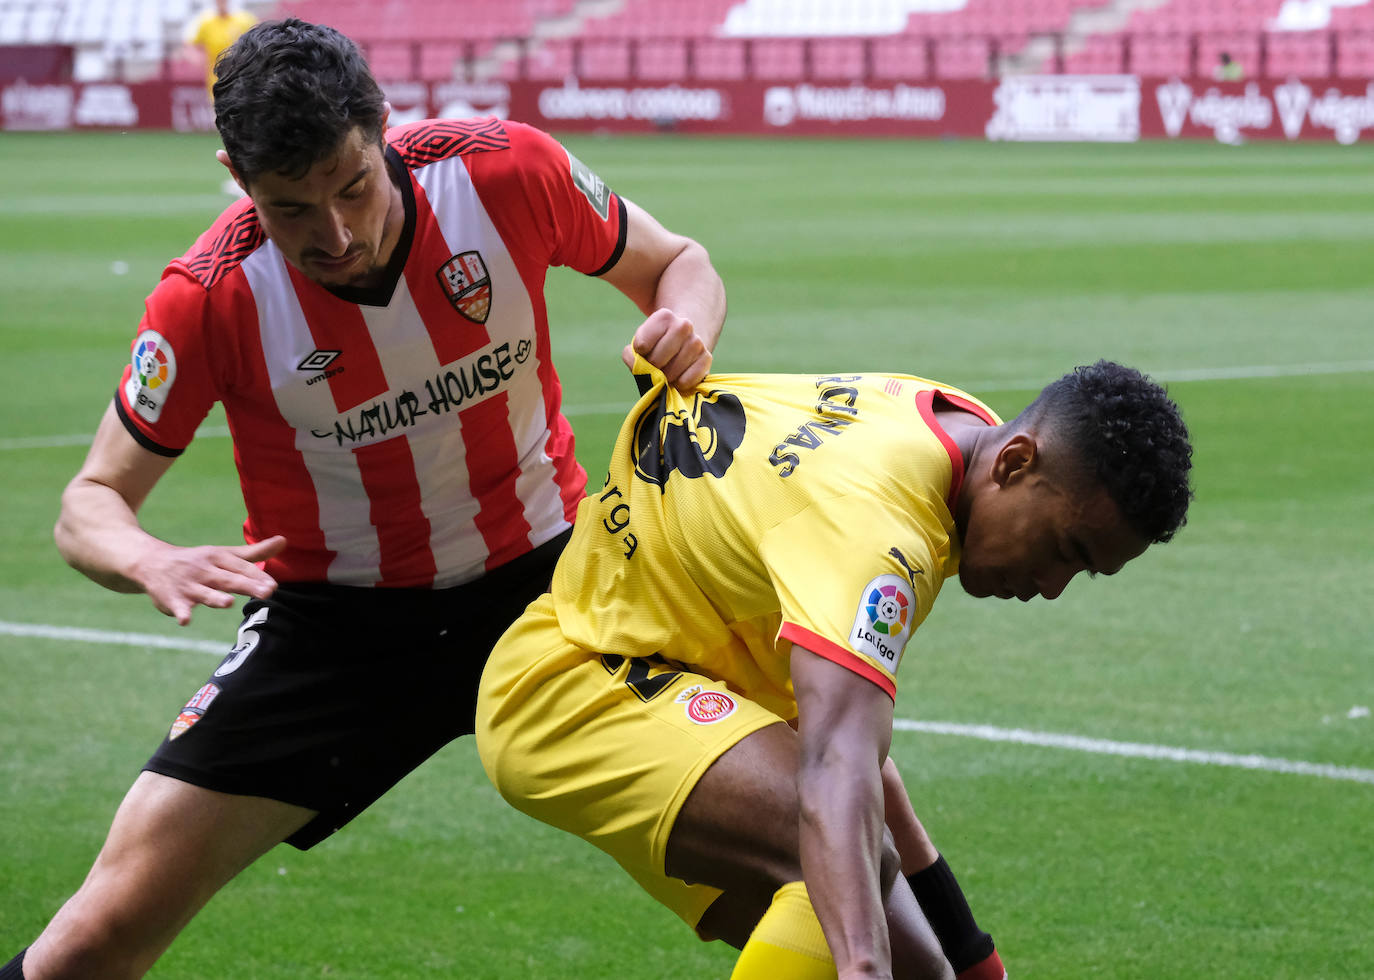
[915,388,997,509]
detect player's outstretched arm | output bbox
[791,645,952,980]
[603,197,726,391]
[54,400,284,625]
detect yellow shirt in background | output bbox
[188,9,257,96]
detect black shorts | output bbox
[144,530,570,850]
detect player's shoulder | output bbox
[173,196,265,292]
[387,117,568,171]
[387,116,516,169]
[875,374,1001,427]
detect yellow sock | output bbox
[729,881,837,980]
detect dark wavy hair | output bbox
[213,18,386,185]
[1017,360,1194,543]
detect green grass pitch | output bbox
[1,130,1372,978]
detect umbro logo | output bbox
[298,350,341,372]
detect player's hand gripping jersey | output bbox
[114,119,626,588]
[552,360,1001,712]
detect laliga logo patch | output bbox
[850,574,915,669]
[436,251,492,324]
[566,148,611,220]
[124,330,177,423]
[675,684,737,725]
[168,683,219,741]
[866,583,910,635]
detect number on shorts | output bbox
[600,653,682,703]
[214,606,269,678]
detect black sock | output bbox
[0,948,27,980]
[906,856,995,973]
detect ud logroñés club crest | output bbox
[436,251,491,324]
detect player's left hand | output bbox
[622,308,712,391]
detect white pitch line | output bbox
[0,619,226,655]
[7,359,1374,451]
[960,359,1374,393]
[1153,359,1374,383]
[894,719,1374,786]
[3,618,1370,786]
[0,425,232,452]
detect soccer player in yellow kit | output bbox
[185,0,255,98]
[477,358,1193,979]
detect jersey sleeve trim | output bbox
[587,195,628,277]
[114,392,183,458]
[779,622,897,701]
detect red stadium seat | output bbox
[636,38,689,80]
[579,38,632,78]
[692,38,747,80]
[1063,35,1128,74]
[1335,31,1374,77]
[365,41,416,82]
[1265,32,1333,79]
[751,38,805,80]
[810,38,866,81]
[871,35,930,79]
[207,0,1373,85]
[934,37,991,79]
[1129,34,1193,76]
[522,39,575,79]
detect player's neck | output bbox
[933,406,991,474]
[942,416,997,536]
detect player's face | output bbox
[957,465,1150,602]
[247,127,403,290]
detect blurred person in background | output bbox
[1214,51,1244,81]
[184,0,256,100]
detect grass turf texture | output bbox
[1,131,1372,978]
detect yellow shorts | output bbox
[476,593,784,929]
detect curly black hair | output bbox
[1018,360,1194,543]
[213,18,387,185]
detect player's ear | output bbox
[990,433,1037,487]
[215,149,248,195]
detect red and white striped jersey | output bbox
[115,118,627,588]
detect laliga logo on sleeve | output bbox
[851,574,915,669]
[124,330,177,423]
[866,583,910,635]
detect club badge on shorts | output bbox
[168,683,220,741]
[675,684,737,725]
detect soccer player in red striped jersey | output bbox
[6,18,725,980]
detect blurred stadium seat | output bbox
[0,0,1369,83]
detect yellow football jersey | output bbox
[188,9,256,93]
[551,361,1001,719]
